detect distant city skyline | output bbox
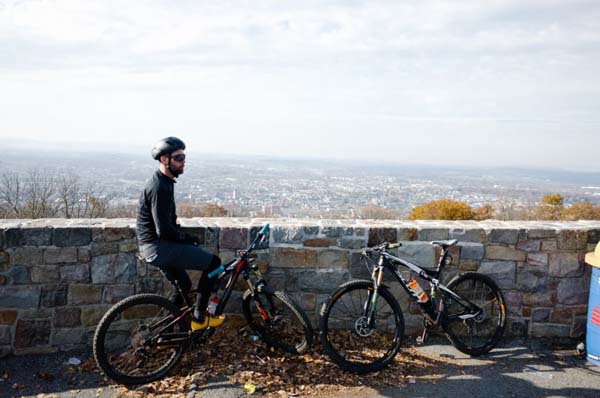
[1,1,599,171]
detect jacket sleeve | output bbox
[149,185,185,241]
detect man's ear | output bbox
[159,155,169,165]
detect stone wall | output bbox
[0,218,599,356]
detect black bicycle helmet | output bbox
[151,137,186,160]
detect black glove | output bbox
[181,233,200,246]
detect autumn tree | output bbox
[408,199,475,220]
[357,205,402,220]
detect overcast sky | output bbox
[1,0,599,171]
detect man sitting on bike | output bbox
[136,136,224,330]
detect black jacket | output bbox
[136,170,187,244]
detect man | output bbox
[136,136,224,329]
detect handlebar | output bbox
[363,241,402,256]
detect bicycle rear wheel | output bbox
[93,294,189,385]
[442,272,506,356]
[242,287,313,354]
[319,280,404,373]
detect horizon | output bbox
[1,1,600,172]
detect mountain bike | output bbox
[93,224,313,385]
[319,240,506,373]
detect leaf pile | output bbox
[105,321,455,398]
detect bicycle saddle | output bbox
[430,239,458,249]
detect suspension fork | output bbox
[366,259,385,328]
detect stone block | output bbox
[0,326,12,345]
[15,319,51,348]
[527,252,548,266]
[54,307,81,328]
[0,275,5,285]
[550,307,574,324]
[541,240,558,251]
[92,227,135,242]
[0,286,40,308]
[397,242,436,268]
[522,291,555,307]
[303,238,335,248]
[530,323,570,338]
[103,284,135,304]
[91,253,136,284]
[322,226,353,238]
[78,248,91,263]
[368,228,397,246]
[337,237,367,249]
[31,265,60,283]
[44,247,78,264]
[458,261,478,271]
[557,278,588,305]
[41,285,68,307]
[0,250,9,270]
[355,228,367,237]
[0,229,3,248]
[136,277,165,294]
[19,308,52,320]
[52,328,87,347]
[81,306,110,327]
[572,316,587,338]
[478,261,516,290]
[271,226,303,244]
[5,227,52,247]
[549,253,584,277]
[8,247,43,266]
[90,242,120,257]
[449,228,486,243]
[557,230,588,250]
[417,228,448,241]
[488,229,520,245]
[459,243,485,260]
[397,228,418,241]
[7,266,30,284]
[220,227,248,249]
[350,252,372,279]
[0,310,18,325]
[516,240,541,252]
[298,226,317,236]
[588,229,600,244]
[517,270,548,293]
[60,264,90,283]
[528,229,557,239]
[317,250,349,269]
[53,227,92,247]
[271,248,317,268]
[294,269,350,293]
[69,284,102,305]
[531,308,550,323]
[485,245,527,262]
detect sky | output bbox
[1,0,599,171]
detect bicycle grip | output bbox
[388,242,402,249]
[207,265,224,279]
[259,224,270,235]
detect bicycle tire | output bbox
[319,279,405,373]
[242,287,313,354]
[441,272,506,356]
[93,294,189,385]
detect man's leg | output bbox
[193,255,221,321]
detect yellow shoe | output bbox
[191,315,226,330]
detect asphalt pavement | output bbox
[1,338,598,398]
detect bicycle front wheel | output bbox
[319,280,404,373]
[93,294,189,385]
[442,272,506,356]
[242,287,313,354]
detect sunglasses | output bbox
[171,154,186,162]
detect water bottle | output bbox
[207,297,219,316]
[408,279,429,303]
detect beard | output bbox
[169,165,184,177]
